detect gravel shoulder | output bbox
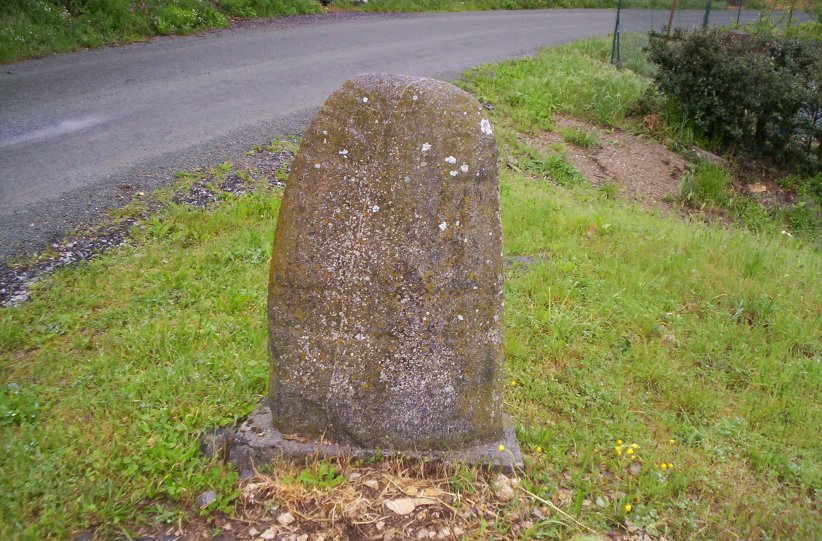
[0,144,295,306]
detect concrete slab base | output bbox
[227,403,523,475]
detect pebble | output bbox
[195,490,217,508]
[491,473,516,500]
[277,511,296,526]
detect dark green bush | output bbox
[647,29,822,173]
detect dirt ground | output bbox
[538,115,796,216]
[129,457,661,541]
[540,116,688,210]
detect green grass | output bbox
[679,161,730,209]
[2,36,821,540]
[501,170,820,539]
[1,189,280,538]
[458,38,649,130]
[677,163,822,245]
[462,38,822,245]
[1,0,725,64]
[2,164,819,539]
[0,0,320,63]
[560,127,603,149]
[333,0,722,11]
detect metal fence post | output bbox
[703,0,712,29]
[736,1,743,27]
[610,0,623,65]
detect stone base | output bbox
[227,403,523,475]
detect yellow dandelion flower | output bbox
[667,463,673,469]
[615,446,622,455]
[624,504,632,512]
[626,448,634,455]
[660,463,667,470]
[498,444,505,452]
[631,443,639,449]
[669,438,676,444]
[617,439,623,445]
[510,380,517,387]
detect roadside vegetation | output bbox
[1,0,722,64]
[329,0,721,12]
[2,37,821,541]
[0,0,321,63]
[461,35,821,244]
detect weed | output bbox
[0,383,44,426]
[560,127,602,149]
[599,182,619,199]
[512,142,587,186]
[266,137,301,154]
[679,162,729,208]
[449,464,477,495]
[274,162,290,183]
[293,462,346,490]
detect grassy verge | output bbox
[2,0,723,64]
[0,0,321,63]
[331,0,721,12]
[460,38,822,245]
[2,38,820,540]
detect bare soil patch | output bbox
[540,116,688,209]
[128,458,661,541]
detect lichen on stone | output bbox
[268,73,504,451]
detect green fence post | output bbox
[610,0,623,65]
[703,0,712,29]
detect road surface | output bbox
[0,8,766,262]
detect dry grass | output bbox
[139,457,539,540]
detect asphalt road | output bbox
[0,8,767,262]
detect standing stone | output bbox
[268,73,504,451]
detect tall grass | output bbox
[679,161,730,208]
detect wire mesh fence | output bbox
[609,1,818,71]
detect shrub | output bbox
[647,29,822,173]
